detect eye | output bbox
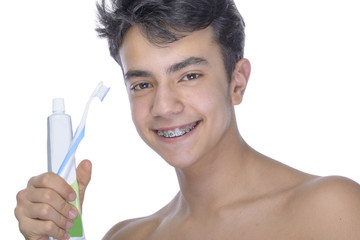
[130,82,153,91]
[182,73,201,81]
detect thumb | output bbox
[76,159,92,210]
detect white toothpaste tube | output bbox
[47,98,85,240]
[47,82,110,240]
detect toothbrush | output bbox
[57,81,110,177]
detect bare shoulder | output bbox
[287,175,360,238]
[102,193,180,240]
[102,215,161,240]
[295,175,360,207]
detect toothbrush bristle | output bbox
[96,85,110,102]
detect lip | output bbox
[154,120,199,132]
[153,120,201,141]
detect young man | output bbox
[15,0,360,239]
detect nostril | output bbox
[151,87,184,117]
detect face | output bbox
[119,26,248,169]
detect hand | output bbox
[14,160,92,240]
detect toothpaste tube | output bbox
[47,98,85,240]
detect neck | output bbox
[174,122,256,217]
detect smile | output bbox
[156,121,199,138]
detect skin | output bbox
[105,26,360,239]
[15,160,92,240]
[15,26,360,239]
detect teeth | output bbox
[157,122,198,138]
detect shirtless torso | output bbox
[104,154,360,240]
[98,3,360,239]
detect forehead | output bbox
[118,26,222,73]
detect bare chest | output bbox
[147,204,307,240]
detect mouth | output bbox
[155,121,200,138]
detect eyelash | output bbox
[130,73,201,91]
[130,82,153,91]
[182,73,201,81]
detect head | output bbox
[96,0,246,81]
[96,0,250,169]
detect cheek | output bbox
[198,85,233,137]
[130,100,154,146]
[130,98,149,131]
[188,81,231,117]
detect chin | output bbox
[160,153,198,169]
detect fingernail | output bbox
[64,232,70,239]
[83,160,91,171]
[69,209,78,219]
[66,221,74,230]
[68,192,76,201]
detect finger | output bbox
[28,172,76,202]
[15,189,76,226]
[18,216,70,240]
[27,188,78,220]
[15,188,74,240]
[26,201,74,231]
[76,159,92,208]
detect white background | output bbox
[1,0,359,238]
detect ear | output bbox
[230,59,251,105]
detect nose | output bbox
[151,83,184,118]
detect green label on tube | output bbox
[68,180,83,237]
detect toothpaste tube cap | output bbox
[52,98,65,113]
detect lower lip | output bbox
[154,121,201,143]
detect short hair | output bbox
[96,0,245,80]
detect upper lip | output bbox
[153,120,200,132]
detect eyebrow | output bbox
[124,57,209,82]
[166,57,209,74]
[124,70,152,82]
